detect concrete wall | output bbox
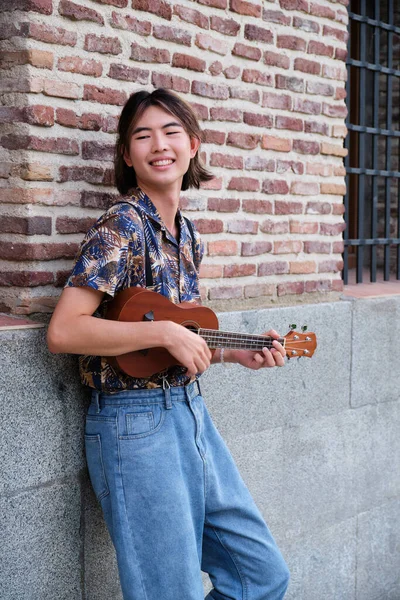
[1,295,399,600]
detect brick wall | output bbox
[0,0,348,315]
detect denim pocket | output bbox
[118,404,165,440]
[84,434,110,501]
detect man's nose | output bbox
[151,132,168,153]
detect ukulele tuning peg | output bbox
[301,325,308,332]
[289,323,297,330]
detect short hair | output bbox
[114,88,214,194]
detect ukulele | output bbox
[106,287,317,377]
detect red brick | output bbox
[275,116,303,132]
[84,33,121,55]
[81,191,118,209]
[307,81,335,96]
[333,241,345,253]
[200,264,223,278]
[22,22,77,46]
[191,103,209,121]
[309,2,335,19]
[322,65,347,82]
[172,53,206,72]
[0,107,24,123]
[23,105,54,126]
[192,219,224,234]
[304,120,329,136]
[277,35,307,52]
[245,24,273,43]
[294,57,321,75]
[195,33,228,55]
[242,69,273,86]
[258,261,289,276]
[318,259,343,273]
[59,165,114,186]
[262,136,291,152]
[335,87,347,101]
[277,281,305,296]
[208,240,238,255]
[210,16,240,36]
[332,279,344,292]
[58,0,104,23]
[109,63,149,83]
[130,42,170,63]
[0,216,52,235]
[308,40,334,58]
[276,74,304,93]
[275,201,303,214]
[262,8,290,25]
[243,199,273,213]
[233,43,262,62]
[262,179,289,195]
[320,183,346,196]
[0,271,54,287]
[276,160,304,175]
[320,222,346,236]
[304,279,332,293]
[244,283,274,298]
[93,0,127,6]
[151,72,190,93]
[321,142,347,158]
[293,140,320,155]
[110,11,151,35]
[20,162,53,181]
[210,153,243,169]
[228,177,259,192]
[293,16,320,33]
[262,92,292,110]
[263,51,290,69]
[56,216,97,234]
[227,132,260,150]
[0,50,54,70]
[131,0,172,20]
[245,157,275,172]
[192,81,229,100]
[224,264,256,277]
[323,25,348,43]
[82,141,114,161]
[0,242,78,261]
[332,204,345,215]
[306,201,331,214]
[153,24,191,45]
[208,286,243,300]
[224,65,241,79]
[0,188,56,205]
[200,176,222,189]
[293,98,321,115]
[202,129,226,144]
[291,181,319,195]
[174,5,209,29]
[279,0,308,11]
[229,87,260,104]
[304,241,331,253]
[79,113,103,131]
[260,219,289,234]
[43,80,80,100]
[83,84,127,105]
[5,0,53,14]
[229,0,261,18]
[198,0,226,7]
[289,220,318,234]
[211,109,243,126]
[209,61,223,76]
[322,103,348,119]
[58,56,102,77]
[1,134,79,155]
[243,113,273,129]
[290,261,317,274]
[227,220,258,234]
[335,48,348,62]
[241,241,272,256]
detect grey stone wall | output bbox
[1,295,399,600]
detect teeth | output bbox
[151,159,173,166]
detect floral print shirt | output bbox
[65,188,204,392]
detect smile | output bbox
[150,159,175,166]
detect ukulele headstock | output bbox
[283,325,317,358]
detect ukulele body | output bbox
[106,287,219,378]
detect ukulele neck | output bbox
[198,329,285,351]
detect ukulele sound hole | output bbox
[182,321,200,334]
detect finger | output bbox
[261,347,276,367]
[264,329,280,339]
[272,339,286,358]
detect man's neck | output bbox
[139,182,181,237]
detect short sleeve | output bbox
[65,205,144,297]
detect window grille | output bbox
[344,0,400,283]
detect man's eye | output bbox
[166,131,180,135]
[136,135,150,140]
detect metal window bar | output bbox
[344,0,400,284]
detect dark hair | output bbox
[114,88,214,194]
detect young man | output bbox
[48,88,289,600]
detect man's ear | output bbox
[123,147,133,167]
[190,137,200,159]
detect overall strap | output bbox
[183,216,196,261]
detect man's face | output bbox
[124,105,199,193]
